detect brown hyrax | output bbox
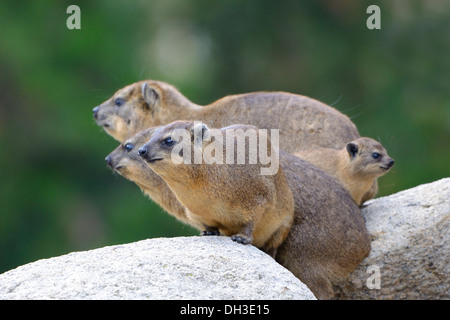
[295,137,394,206]
[122,121,370,299]
[93,80,360,152]
[104,127,196,228]
[136,121,295,257]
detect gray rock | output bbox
[335,177,450,299]
[1,178,448,300]
[0,236,315,300]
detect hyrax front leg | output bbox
[201,225,220,236]
[231,222,254,245]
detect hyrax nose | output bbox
[93,106,99,119]
[105,155,114,168]
[388,159,395,168]
[138,147,147,157]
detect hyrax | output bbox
[125,121,370,299]
[105,127,195,228]
[295,137,394,206]
[136,121,295,257]
[93,79,360,152]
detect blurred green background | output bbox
[0,0,449,274]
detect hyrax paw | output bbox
[231,234,252,245]
[202,229,220,236]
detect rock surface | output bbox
[0,236,315,300]
[336,177,449,299]
[0,178,448,300]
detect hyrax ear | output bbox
[191,122,210,142]
[346,142,359,159]
[141,82,159,109]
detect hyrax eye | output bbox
[115,98,125,107]
[124,143,134,152]
[162,137,175,147]
[372,152,380,160]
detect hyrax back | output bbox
[137,120,294,257]
[275,152,371,299]
[93,80,360,152]
[295,137,394,205]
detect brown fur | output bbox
[96,81,371,299]
[295,137,394,205]
[108,123,371,299]
[93,80,360,152]
[137,121,295,257]
[275,152,371,299]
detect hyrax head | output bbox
[345,137,394,177]
[93,80,179,142]
[138,121,210,175]
[104,127,159,183]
